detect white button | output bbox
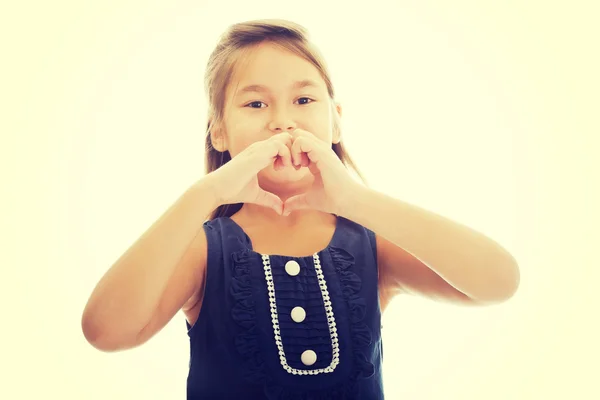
[291,306,306,323]
[301,350,317,366]
[285,260,300,276]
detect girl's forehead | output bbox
[231,43,325,89]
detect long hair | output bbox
[203,19,368,220]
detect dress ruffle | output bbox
[329,245,376,383]
[230,249,266,382]
[230,245,375,399]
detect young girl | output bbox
[81,19,520,399]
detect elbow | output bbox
[81,313,131,353]
[476,257,521,304]
[81,314,113,352]
[500,254,521,299]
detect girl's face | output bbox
[216,42,341,187]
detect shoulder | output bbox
[336,216,374,237]
[337,216,377,249]
[202,216,234,236]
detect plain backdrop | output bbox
[2,0,598,399]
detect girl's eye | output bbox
[247,101,266,109]
[297,97,314,105]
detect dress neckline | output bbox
[225,214,341,259]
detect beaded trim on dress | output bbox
[261,253,340,375]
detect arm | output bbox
[340,186,520,305]
[81,176,219,351]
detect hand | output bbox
[283,128,359,216]
[208,132,294,215]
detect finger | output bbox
[273,137,292,169]
[290,136,308,166]
[282,194,309,216]
[292,136,319,165]
[289,130,306,166]
[291,139,302,167]
[291,128,317,138]
[273,142,286,170]
[253,189,284,215]
[300,152,310,167]
[277,133,293,167]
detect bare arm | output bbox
[342,186,519,304]
[81,176,219,352]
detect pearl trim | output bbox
[261,253,340,375]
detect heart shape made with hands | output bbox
[270,132,331,216]
[263,128,354,216]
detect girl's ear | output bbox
[332,102,343,144]
[210,122,228,152]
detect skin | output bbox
[211,41,342,229]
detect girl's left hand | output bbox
[282,128,359,216]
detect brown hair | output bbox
[203,19,368,220]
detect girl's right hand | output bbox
[207,132,294,215]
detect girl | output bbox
[81,19,520,399]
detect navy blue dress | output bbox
[185,215,384,399]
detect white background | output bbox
[2,0,598,398]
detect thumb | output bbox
[282,194,310,216]
[252,189,284,215]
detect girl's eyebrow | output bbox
[238,79,320,95]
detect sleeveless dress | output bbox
[185,215,385,399]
